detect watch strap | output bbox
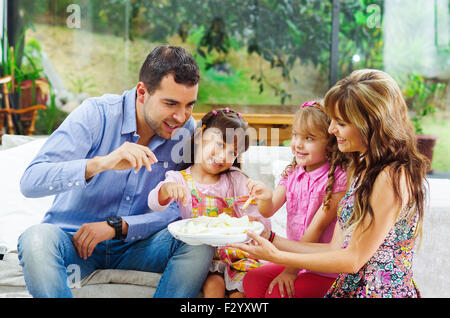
[107,216,124,240]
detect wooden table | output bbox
[192,104,298,146]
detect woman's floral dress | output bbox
[325,179,422,298]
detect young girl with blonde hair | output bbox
[243,100,349,298]
[232,69,428,298]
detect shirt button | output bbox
[49,186,53,190]
[131,237,136,240]
[75,181,80,186]
[126,196,131,201]
[68,182,72,187]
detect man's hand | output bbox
[85,142,158,180]
[73,221,115,260]
[159,182,190,206]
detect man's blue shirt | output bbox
[20,87,195,242]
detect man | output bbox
[17,45,215,298]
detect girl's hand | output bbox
[246,179,273,201]
[229,231,280,262]
[159,182,189,206]
[268,267,299,298]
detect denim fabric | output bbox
[17,223,215,298]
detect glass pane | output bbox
[19,0,331,107]
[337,0,384,79]
[338,0,450,172]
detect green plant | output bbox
[69,74,96,94]
[34,90,68,135]
[1,29,49,102]
[404,74,447,135]
[27,0,385,104]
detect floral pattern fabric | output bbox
[325,179,421,298]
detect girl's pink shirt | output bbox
[148,166,271,230]
[278,162,347,279]
[279,162,347,243]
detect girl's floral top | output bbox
[325,178,421,298]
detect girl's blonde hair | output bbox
[282,101,349,212]
[324,69,428,239]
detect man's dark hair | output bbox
[139,45,200,95]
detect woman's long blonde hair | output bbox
[282,101,349,212]
[324,69,428,239]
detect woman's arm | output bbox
[267,190,347,254]
[269,216,344,254]
[232,168,402,274]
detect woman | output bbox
[232,69,428,297]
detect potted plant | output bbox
[1,32,49,135]
[404,74,446,173]
[15,38,50,106]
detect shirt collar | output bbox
[296,161,331,181]
[121,87,137,135]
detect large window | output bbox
[14,0,336,107]
[3,0,450,169]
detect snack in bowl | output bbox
[179,214,258,235]
[168,214,264,246]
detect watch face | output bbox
[108,216,122,225]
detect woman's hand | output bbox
[159,182,189,206]
[247,216,270,240]
[229,231,281,262]
[268,267,300,298]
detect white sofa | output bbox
[0,135,449,298]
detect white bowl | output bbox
[168,218,264,246]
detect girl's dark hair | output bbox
[139,45,200,94]
[179,108,249,171]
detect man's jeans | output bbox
[17,223,215,298]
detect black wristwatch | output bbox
[107,216,125,240]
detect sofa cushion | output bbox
[0,252,161,297]
[0,138,52,253]
[79,269,161,288]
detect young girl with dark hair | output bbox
[148,108,271,298]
